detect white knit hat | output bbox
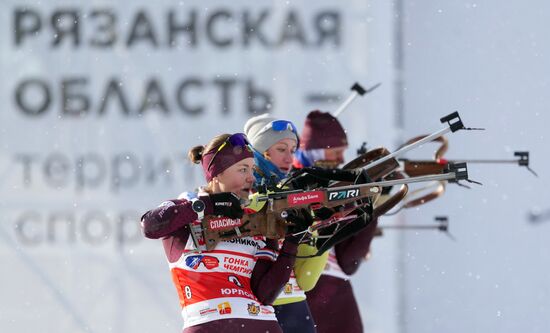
[244,114,298,153]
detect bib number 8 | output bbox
[184,285,192,299]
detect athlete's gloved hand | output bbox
[313,207,335,220]
[201,192,244,219]
[285,208,314,243]
[314,207,373,254]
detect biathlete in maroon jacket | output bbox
[293,111,379,333]
[141,133,300,333]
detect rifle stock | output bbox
[201,184,382,250]
[200,163,467,250]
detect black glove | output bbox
[315,207,373,254]
[313,207,335,220]
[201,192,244,219]
[285,208,314,242]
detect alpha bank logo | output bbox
[327,189,360,201]
[287,191,324,206]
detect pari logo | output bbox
[208,217,243,231]
[218,302,232,315]
[327,189,360,201]
[247,303,260,316]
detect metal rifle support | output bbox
[332,82,381,118]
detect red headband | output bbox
[201,144,253,181]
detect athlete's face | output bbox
[264,138,297,174]
[323,146,348,166]
[213,157,255,199]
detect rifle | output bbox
[199,164,469,251]
[199,182,382,251]
[393,136,534,210]
[341,113,486,213]
[397,133,536,177]
[328,112,480,215]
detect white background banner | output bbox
[6,1,547,333]
[1,1,397,332]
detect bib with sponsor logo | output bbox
[273,239,306,302]
[170,192,278,328]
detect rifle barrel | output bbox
[256,168,462,204]
[369,172,457,187]
[400,159,522,165]
[325,172,459,192]
[447,159,521,164]
[380,224,443,230]
[333,91,359,117]
[333,82,381,117]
